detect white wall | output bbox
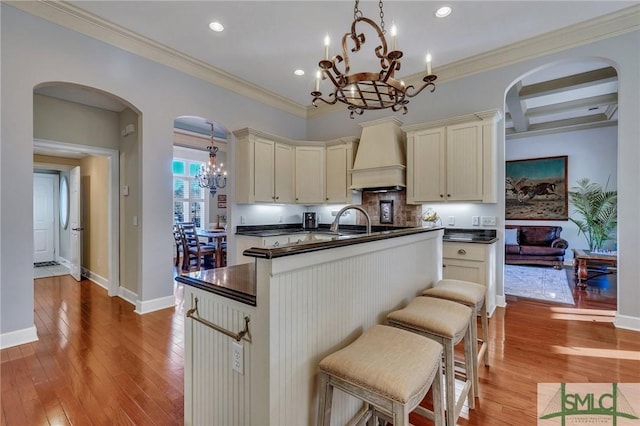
[506,126,618,259]
[0,4,306,345]
[308,31,640,330]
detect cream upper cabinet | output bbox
[274,143,295,203]
[233,128,356,205]
[405,109,501,204]
[295,146,325,204]
[253,137,276,202]
[325,141,357,203]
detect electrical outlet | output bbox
[278,216,283,223]
[240,215,246,224]
[472,216,480,226]
[231,341,244,374]
[481,216,497,226]
[448,216,455,226]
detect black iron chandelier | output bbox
[195,122,227,196]
[311,0,437,118]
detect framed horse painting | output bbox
[505,156,568,220]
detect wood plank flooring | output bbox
[2,273,639,425]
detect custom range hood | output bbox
[350,117,406,192]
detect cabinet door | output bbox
[274,143,295,203]
[295,146,325,204]
[407,128,446,203]
[442,259,484,284]
[254,137,275,203]
[325,144,348,203]
[446,122,483,201]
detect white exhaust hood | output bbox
[350,117,406,191]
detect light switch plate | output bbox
[448,216,455,226]
[481,216,497,226]
[231,341,244,374]
[472,216,480,226]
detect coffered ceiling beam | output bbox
[506,114,616,139]
[519,67,617,100]
[525,93,618,118]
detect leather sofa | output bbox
[504,225,568,269]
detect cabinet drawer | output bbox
[443,242,486,261]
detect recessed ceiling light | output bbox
[294,69,305,76]
[435,6,452,18]
[209,21,224,32]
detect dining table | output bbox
[197,229,227,268]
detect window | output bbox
[173,158,207,230]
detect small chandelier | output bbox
[195,122,227,196]
[311,0,437,118]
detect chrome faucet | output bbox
[330,205,372,235]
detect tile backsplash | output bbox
[361,190,422,227]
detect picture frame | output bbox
[217,194,227,202]
[217,202,227,209]
[379,200,394,224]
[505,155,568,220]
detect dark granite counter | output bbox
[175,263,256,306]
[244,226,444,259]
[236,223,410,237]
[443,228,498,244]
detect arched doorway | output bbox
[502,59,618,309]
[33,82,141,299]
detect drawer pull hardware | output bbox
[458,249,467,255]
[187,297,250,342]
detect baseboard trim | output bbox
[82,268,109,290]
[496,294,507,309]
[118,286,138,307]
[614,313,640,331]
[135,295,176,315]
[0,326,38,350]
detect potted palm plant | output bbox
[568,178,617,252]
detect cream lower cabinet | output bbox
[235,235,293,264]
[443,241,497,316]
[405,109,501,204]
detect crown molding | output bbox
[7,2,639,120]
[311,4,640,119]
[6,0,308,118]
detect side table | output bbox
[572,248,617,289]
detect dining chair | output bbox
[172,225,183,267]
[179,223,216,272]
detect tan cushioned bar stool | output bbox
[317,324,445,426]
[387,297,475,426]
[422,278,489,399]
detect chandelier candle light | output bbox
[195,122,227,196]
[311,0,437,118]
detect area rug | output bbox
[504,265,575,305]
[34,263,70,279]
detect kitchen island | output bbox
[177,226,444,425]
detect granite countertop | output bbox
[442,228,498,244]
[236,223,410,237]
[175,263,256,306]
[243,226,444,259]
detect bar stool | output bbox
[422,278,489,399]
[387,297,475,426]
[317,324,445,426]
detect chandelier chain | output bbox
[353,0,362,20]
[378,0,385,34]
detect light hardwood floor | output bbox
[2,274,638,425]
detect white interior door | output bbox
[69,166,82,281]
[33,173,57,263]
